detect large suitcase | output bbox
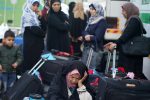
[88,49,150,100]
[40,59,70,85]
[3,57,48,100]
[97,76,150,100]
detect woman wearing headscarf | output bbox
[81,3,107,69]
[68,1,76,20]
[21,0,45,72]
[47,61,93,100]
[104,3,147,79]
[69,2,87,57]
[46,0,70,53]
[82,3,107,49]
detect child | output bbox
[47,61,93,100]
[0,29,22,92]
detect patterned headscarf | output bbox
[88,3,104,25]
[21,0,41,33]
[122,2,139,20]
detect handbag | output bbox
[122,17,150,57]
[122,36,150,57]
[81,37,104,69]
[81,45,103,69]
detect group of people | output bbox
[0,0,148,99]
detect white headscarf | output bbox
[21,0,40,33]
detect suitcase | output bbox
[3,57,48,100]
[40,59,70,85]
[96,76,150,100]
[88,49,150,100]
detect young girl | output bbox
[21,0,45,72]
[47,61,93,100]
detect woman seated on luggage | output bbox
[47,61,93,100]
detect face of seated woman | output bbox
[68,73,81,85]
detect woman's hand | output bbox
[0,65,2,71]
[77,36,83,41]
[104,42,117,51]
[84,35,94,41]
[78,71,88,88]
[36,10,42,16]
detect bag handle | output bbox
[134,16,146,35]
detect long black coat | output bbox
[47,10,70,53]
[70,14,87,39]
[116,16,147,79]
[69,14,87,56]
[23,26,45,72]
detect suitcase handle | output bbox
[105,48,118,78]
[28,56,49,75]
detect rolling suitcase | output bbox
[40,59,71,85]
[40,50,78,85]
[3,57,48,100]
[96,76,150,100]
[89,49,150,100]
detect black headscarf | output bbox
[50,0,61,13]
[51,0,61,5]
[68,2,76,15]
[62,61,88,78]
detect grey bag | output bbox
[81,45,103,69]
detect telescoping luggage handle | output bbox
[86,47,93,68]
[28,55,49,75]
[105,47,118,78]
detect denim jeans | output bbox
[2,72,16,92]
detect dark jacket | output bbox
[69,14,87,56]
[47,9,70,52]
[116,17,146,46]
[116,16,147,79]
[0,45,22,72]
[83,18,107,50]
[70,14,87,39]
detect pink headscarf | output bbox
[66,69,81,88]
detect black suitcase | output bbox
[3,57,48,100]
[40,59,70,85]
[97,76,150,100]
[88,73,150,100]
[88,49,150,100]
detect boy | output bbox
[0,29,22,92]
